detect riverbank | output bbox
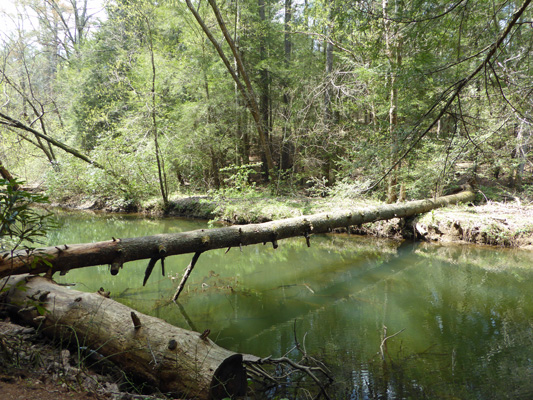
[52,192,533,250]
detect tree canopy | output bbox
[0,0,531,205]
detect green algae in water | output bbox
[48,211,533,399]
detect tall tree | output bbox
[382,0,402,202]
[280,0,293,170]
[185,0,275,177]
[137,4,169,207]
[323,0,335,185]
[29,0,94,59]
[257,0,271,176]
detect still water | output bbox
[45,210,532,399]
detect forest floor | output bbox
[0,321,173,400]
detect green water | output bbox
[46,210,533,399]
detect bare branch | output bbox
[366,0,533,192]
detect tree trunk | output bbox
[0,111,104,170]
[185,0,275,175]
[382,0,403,203]
[281,0,293,171]
[323,0,335,185]
[511,120,528,188]
[144,12,169,207]
[0,161,20,190]
[258,0,271,178]
[0,191,475,279]
[0,275,256,400]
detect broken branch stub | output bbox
[173,251,203,302]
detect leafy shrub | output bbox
[0,179,55,252]
[214,163,263,198]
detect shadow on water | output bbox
[48,211,533,399]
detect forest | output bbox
[1,2,533,399]
[0,0,531,208]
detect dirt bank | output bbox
[350,201,533,249]
[0,320,171,400]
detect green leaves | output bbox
[0,179,55,252]
[2,0,530,200]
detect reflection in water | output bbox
[47,211,533,399]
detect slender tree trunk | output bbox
[144,14,168,207]
[281,0,293,171]
[0,111,104,169]
[232,0,249,165]
[383,0,403,203]
[323,0,335,185]
[206,0,274,175]
[210,147,221,188]
[72,0,89,48]
[200,43,222,188]
[324,44,333,123]
[511,121,527,188]
[185,0,275,177]
[258,0,271,178]
[0,111,132,191]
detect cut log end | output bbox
[209,353,247,400]
[2,275,253,400]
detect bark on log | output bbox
[0,275,257,399]
[0,191,475,279]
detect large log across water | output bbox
[1,275,258,399]
[0,191,475,279]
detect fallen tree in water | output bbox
[0,191,475,284]
[0,192,474,397]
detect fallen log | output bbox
[0,191,475,279]
[0,275,258,399]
